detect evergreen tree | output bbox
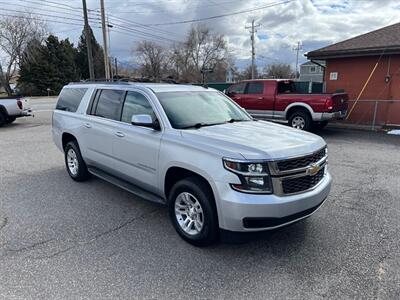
[18,35,79,95]
[76,26,105,80]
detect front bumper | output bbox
[215,172,332,232]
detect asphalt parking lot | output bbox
[1,97,399,299]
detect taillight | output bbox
[325,98,333,111]
[17,100,23,110]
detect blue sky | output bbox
[4,0,400,71]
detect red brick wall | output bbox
[325,55,400,125]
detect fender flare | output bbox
[284,102,314,119]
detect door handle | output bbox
[115,131,125,138]
[84,123,92,128]
[257,97,263,100]
[235,97,241,100]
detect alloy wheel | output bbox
[67,148,79,176]
[174,192,204,235]
[292,116,305,129]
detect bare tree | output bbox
[264,63,294,79]
[0,14,46,95]
[185,24,227,82]
[134,41,170,82]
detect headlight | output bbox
[223,158,273,194]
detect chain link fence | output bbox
[344,99,400,129]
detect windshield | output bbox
[156,91,252,129]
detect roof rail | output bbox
[68,81,132,85]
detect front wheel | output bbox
[168,177,219,246]
[288,110,312,131]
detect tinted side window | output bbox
[121,91,155,123]
[56,88,87,112]
[94,89,125,120]
[246,82,264,94]
[228,82,246,94]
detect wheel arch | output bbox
[285,103,314,120]
[62,132,78,150]
[164,166,215,202]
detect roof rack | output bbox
[68,81,132,85]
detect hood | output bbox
[181,120,325,160]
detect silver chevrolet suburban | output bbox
[52,82,332,246]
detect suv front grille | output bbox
[281,168,325,194]
[277,148,326,172]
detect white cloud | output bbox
[9,0,400,70]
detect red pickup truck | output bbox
[225,79,348,131]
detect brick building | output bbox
[307,22,400,126]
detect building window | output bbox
[310,66,316,73]
[330,72,338,80]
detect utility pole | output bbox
[100,0,110,81]
[82,0,94,81]
[245,19,260,79]
[293,41,302,79]
[106,15,113,81]
[114,57,118,79]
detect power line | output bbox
[0,13,94,27]
[146,0,295,26]
[0,1,99,21]
[3,8,100,24]
[111,23,178,43]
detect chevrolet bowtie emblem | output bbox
[306,163,320,176]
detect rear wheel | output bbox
[0,112,6,127]
[288,110,312,131]
[64,141,90,181]
[168,177,219,246]
[6,117,16,124]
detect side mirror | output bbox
[131,114,160,130]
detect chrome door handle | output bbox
[84,123,92,128]
[257,97,263,100]
[115,132,125,138]
[236,97,241,100]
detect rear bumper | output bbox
[215,172,332,232]
[16,109,33,118]
[313,110,347,121]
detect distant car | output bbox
[226,79,349,131]
[52,82,332,246]
[0,97,32,126]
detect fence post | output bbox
[372,100,378,130]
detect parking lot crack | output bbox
[7,238,55,253]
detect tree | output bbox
[76,26,105,80]
[264,63,294,79]
[240,65,259,80]
[18,35,79,95]
[166,24,228,82]
[0,14,46,95]
[134,41,170,81]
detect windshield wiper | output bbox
[179,122,225,129]
[226,118,250,123]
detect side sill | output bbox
[88,167,166,205]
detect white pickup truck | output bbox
[0,97,32,126]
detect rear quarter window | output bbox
[56,88,88,112]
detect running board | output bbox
[88,167,166,205]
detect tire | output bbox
[168,177,219,246]
[64,141,90,182]
[0,112,6,127]
[6,117,16,124]
[288,110,312,131]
